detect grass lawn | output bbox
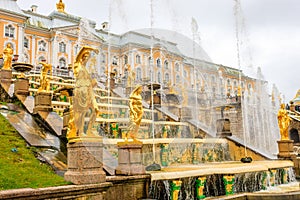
[0,113,69,190]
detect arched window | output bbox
[124,55,128,64]
[164,60,168,69]
[136,54,141,64]
[196,72,199,80]
[148,57,153,66]
[38,40,47,51]
[24,37,29,48]
[175,63,180,72]
[157,72,161,83]
[5,24,15,38]
[248,83,252,89]
[36,56,46,71]
[74,44,80,55]
[101,53,106,63]
[156,58,161,68]
[233,80,237,88]
[165,73,170,83]
[112,56,118,65]
[59,42,66,53]
[176,74,180,84]
[59,58,66,69]
[136,68,142,81]
[183,70,187,78]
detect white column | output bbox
[17,24,24,57]
[47,38,51,63]
[31,35,36,64]
[52,37,58,68]
[67,40,72,65]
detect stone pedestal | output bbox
[115,142,145,175]
[277,140,296,159]
[0,69,12,84]
[14,78,29,96]
[216,119,232,137]
[64,139,106,184]
[33,92,52,114]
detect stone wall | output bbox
[0,183,112,200]
[0,175,151,200]
[106,175,151,200]
[227,139,268,161]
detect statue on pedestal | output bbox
[70,46,99,139]
[2,43,13,70]
[38,62,52,93]
[126,85,143,141]
[278,103,291,140]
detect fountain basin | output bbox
[149,160,293,180]
[12,63,33,73]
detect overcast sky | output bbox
[17,0,300,102]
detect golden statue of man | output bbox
[126,85,143,141]
[278,103,291,140]
[38,62,52,93]
[2,43,13,70]
[71,46,99,138]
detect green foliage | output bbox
[0,114,69,190]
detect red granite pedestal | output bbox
[115,141,145,175]
[277,140,296,159]
[0,69,12,84]
[33,91,52,114]
[64,139,106,184]
[14,78,29,96]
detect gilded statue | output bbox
[126,85,143,141]
[2,43,13,70]
[56,0,65,13]
[278,103,291,140]
[66,99,76,139]
[126,64,135,87]
[71,46,99,138]
[38,62,52,93]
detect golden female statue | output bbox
[126,85,143,141]
[278,103,291,140]
[71,46,99,137]
[126,64,135,87]
[38,62,52,92]
[3,43,13,70]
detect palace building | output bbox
[0,0,256,100]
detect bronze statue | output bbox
[38,62,52,92]
[2,43,13,70]
[278,103,291,140]
[126,85,143,141]
[72,46,99,137]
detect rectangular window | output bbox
[5,25,15,38]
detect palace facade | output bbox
[0,0,256,99]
